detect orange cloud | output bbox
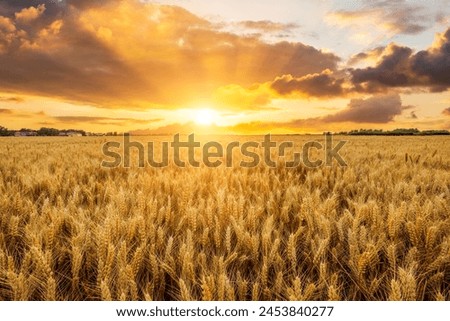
[347,46,384,66]
[0,1,339,111]
[0,96,24,103]
[15,4,46,24]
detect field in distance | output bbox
[0,135,449,300]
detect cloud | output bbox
[0,1,340,110]
[270,70,346,98]
[410,28,450,90]
[227,118,322,133]
[0,96,24,103]
[443,108,450,116]
[211,69,349,107]
[327,0,438,37]
[350,28,450,92]
[207,26,450,103]
[139,93,409,134]
[53,115,162,125]
[436,13,450,25]
[228,94,408,133]
[409,111,418,119]
[328,7,427,36]
[0,0,114,13]
[0,108,162,127]
[323,94,404,123]
[15,4,46,24]
[351,44,414,89]
[347,47,384,65]
[236,20,299,33]
[130,122,230,135]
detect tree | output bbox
[0,126,13,136]
[37,127,60,136]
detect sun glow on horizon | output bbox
[194,108,219,126]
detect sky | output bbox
[0,0,449,134]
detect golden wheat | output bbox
[0,135,449,300]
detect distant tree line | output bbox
[0,126,14,136]
[0,126,87,136]
[337,128,450,136]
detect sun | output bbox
[194,108,219,125]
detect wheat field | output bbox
[0,135,449,301]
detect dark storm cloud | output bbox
[410,28,450,89]
[350,28,450,92]
[351,45,414,88]
[323,94,404,123]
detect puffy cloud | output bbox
[323,94,404,123]
[350,28,450,92]
[0,16,19,53]
[410,28,450,90]
[212,69,349,107]
[351,44,415,89]
[15,4,46,24]
[0,0,339,110]
[270,70,346,98]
